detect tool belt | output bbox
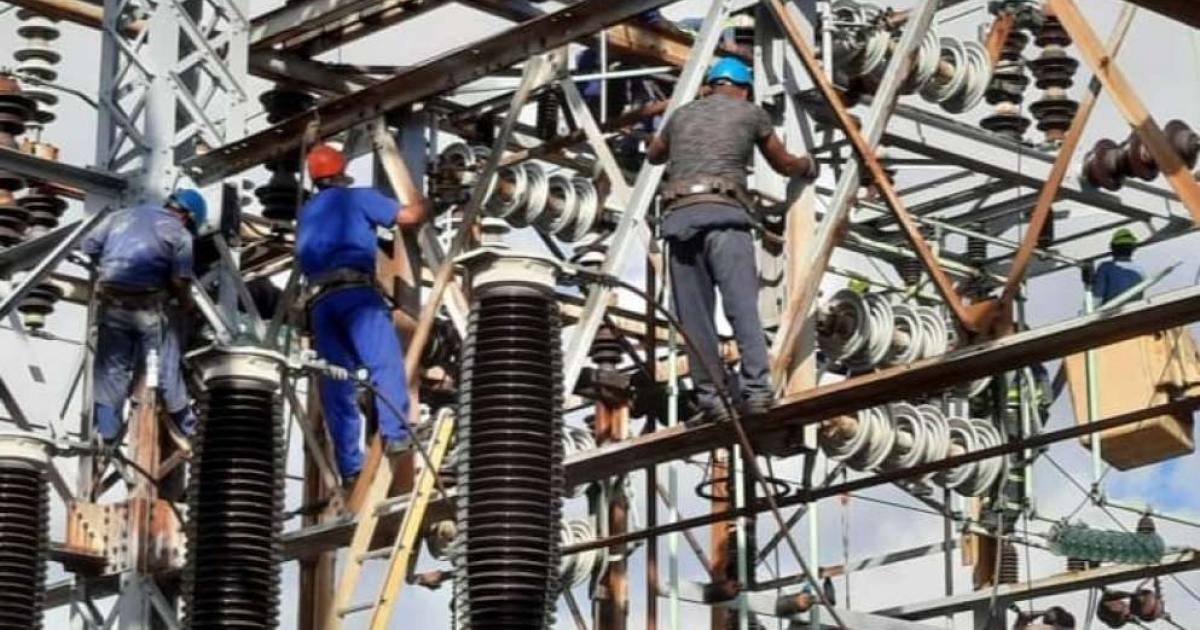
[97,283,167,311]
[660,175,754,213]
[309,268,378,302]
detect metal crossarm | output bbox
[325,411,455,630]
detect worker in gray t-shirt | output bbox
[646,57,816,426]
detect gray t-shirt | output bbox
[662,93,774,188]
[659,94,773,241]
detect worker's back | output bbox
[82,205,191,291]
[662,93,773,189]
[1093,257,1145,304]
[296,186,398,278]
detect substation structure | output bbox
[2,0,1200,628]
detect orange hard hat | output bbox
[307,144,347,180]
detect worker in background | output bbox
[646,58,817,425]
[1092,228,1145,305]
[296,144,428,489]
[83,189,206,447]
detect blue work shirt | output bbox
[1092,257,1146,305]
[81,205,193,290]
[296,186,399,278]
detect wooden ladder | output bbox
[324,410,454,630]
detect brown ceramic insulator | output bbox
[1029,45,1079,90]
[0,198,30,246]
[257,85,316,125]
[16,283,62,330]
[1082,138,1126,191]
[0,75,35,147]
[1129,589,1163,622]
[981,108,1033,142]
[999,541,1020,584]
[0,458,48,630]
[1029,92,1079,142]
[1123,131,1159,181]
[1164,119,1200,168]
[1035,11,1071,48]
[17,189,66,231]
[1097,591,1131,629]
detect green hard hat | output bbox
[1111,228,1139,247]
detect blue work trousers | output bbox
[668,227,772,412]
[93,305,194,440]
[311,286,410,478]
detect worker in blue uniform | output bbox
[83,189,206,447]
[1092,228,1145,305]
[296,144,428,489]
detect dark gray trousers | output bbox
[668,227,771,411]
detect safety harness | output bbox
[660,174,755,214]
[96,283,168,311]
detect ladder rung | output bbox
[358,547,397,563]
[338,601,375,617]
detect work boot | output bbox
[684,404,733,429]
[742,395,773,417]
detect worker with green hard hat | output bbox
[1092,228,1145,305]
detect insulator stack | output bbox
[590,325,623,368]
[999,541,1020,584]
[1082,120,1200,190]
[1029,6,1079,143]
[817,289,951,373]
[255,86,315,224]
[17,282,63,331]
[1136,514,1155,535]
[966,226,988,265]
[13,11,61,132]
[438,144,603,242]
[0,435,51,630]
[823,5,991,114]
[184,348,285,630]
[1047,522,1166,565]
[985,30,1030,106]
[0,75,34,246]
[17,187,65,233]
[455,252,563,630]
[535,90,560,140]
[820,403,1006,498]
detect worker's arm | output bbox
[396,195,428,229]
[759,132,817,179]
[170,233,195,310]
[646,133,669,165]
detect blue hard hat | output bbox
[707,57,752,86]
[168,188,207,232]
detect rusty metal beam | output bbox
[183,0,684,185]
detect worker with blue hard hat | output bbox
[82,188,207,448]
[296,144,429,490]
[1091,228,1145,305]
[646,57,818,426]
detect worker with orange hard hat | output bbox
[296,143,428,489]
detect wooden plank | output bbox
[994,5,1137,320]
[1050,0,1200,223]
